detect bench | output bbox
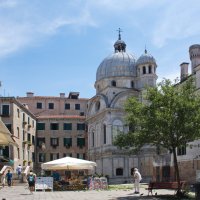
[147,181,186,195]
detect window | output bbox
[80,112,84,116]
[75,104,80,110]
[50,153,59,161]
[37,137,45,147]
[77,123,85,131]
[27,133,31,142]
[17,109,20,118]
[32,152,35,162]
[162,166,170,182]
[177,145,186,155]
[103,124,106,144]
[32,135,35,144]
[143,66,146,74]
[23,130,25,141]
[149,65,152,74]
[5,124,12,133]
[63,153,72,157]
[32,120,34,128]
[77,138,85,148]
[63,138,72,148]
[17,127,20,138]
[65,103,70,110]
[2,105,10,116]
[36,102,42,109]
[23,113,25,122]
[37,123,45,130]
[17,148,20,159]
[48,103,54,109]
[50,123,59,130]
[28,117,30,125]
[63,123,72,130]
[50,138,59,147]
[92,132,95,147]
[116,168,123,176]
[111,80,116,87]
[131,81,134,88]
[39,153,46,162]
[77,153,85,159]
[95,101,100,111]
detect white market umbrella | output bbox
[0,120,17,146]
[41,157,97,170]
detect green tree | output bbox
[114,78,200,193]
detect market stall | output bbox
[41,157,97,191]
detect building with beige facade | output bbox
[17,92,88,174]
[0,97,36,171]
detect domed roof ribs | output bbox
[114,28,126,53]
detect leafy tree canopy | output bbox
[114,78,200,152]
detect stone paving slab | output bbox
[0,185,190,200]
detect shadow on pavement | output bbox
[111,192,190,200]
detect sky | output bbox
[0,0,200,98]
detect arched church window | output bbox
[103,124,106,144]
[116,168,123,176]
[131,81,134,88]
[149,65,152,74]
[95,101,100,111]
[92,131,95,147]
[111,80,116,87]
[143,66,146,74]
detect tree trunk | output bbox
[172,147,181,195]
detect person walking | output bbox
[6,170,12,187]
[133,168,142,194]
[27,170,36,193]
[16,164,22,179]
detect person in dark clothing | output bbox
[6,170,12,187]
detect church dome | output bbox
[96,31,136,81]
[136,49,156,66]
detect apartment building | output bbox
[17,92,88,173]
[0,97,36,171]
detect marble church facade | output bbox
[86,31,158,183]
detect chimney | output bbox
[60,93,65,98]
[26,92,34,97]
[180,62,189,81]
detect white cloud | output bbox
[0,1,97,57]
[152,0,200,47]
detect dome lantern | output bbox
[114,28,126,53]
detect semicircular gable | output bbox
[87,94,108,117]
[110,90,139,109]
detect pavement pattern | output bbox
[0,184,189,200]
